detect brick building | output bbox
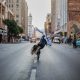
[68,0,80,37]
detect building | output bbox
[28,13,32,38]
[6,0,28,38]
[67,0,80,37]
[60,0,67,34]
[44,13,51,36]
[24,2,28,38]
[51,0,67,36]
[0,1,14,43]
[51,0,56,33]
[0,2,5,30]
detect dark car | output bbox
[76,39,80,47]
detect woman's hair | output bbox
[31,44,38,55]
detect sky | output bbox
[27,0,51,30]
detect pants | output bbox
[37,49,40,60]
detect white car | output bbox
[30,38,36,43]
[53,37,60,43]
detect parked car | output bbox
[53,37,60,44]
[76,39,80,47]
[30,38,36,43]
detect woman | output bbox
[31,35,47,61]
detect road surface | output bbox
[0,42,34,80]
[0,43,80,80]
[36,44,80,80]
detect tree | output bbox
[3,19,20,42]
[18,26,23,34]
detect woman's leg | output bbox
[37,48,41,61]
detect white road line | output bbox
[30,55,37,80]
[30,69,36,80]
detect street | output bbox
[36,44,80,80]
[0,42,34,80]
[0,42,80,80]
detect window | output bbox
[16,15,19,18]
[9,0,11,3]
[12,4,13,8]
[7,5,8,7]
[9,4,10,7]
[16,20,19,23]
[12,9,13,11]
[12,0,13,3]
[6,0,8,3]
[16,4,19,8]
[16,0,19,3]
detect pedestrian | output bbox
[72,35,77,48]
[31,35,47,61]
[47,37,52,46]
[0,34,2,43]
[67,35,72,45]
[64,36,68,44]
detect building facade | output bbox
[67,0,80,37]
[60,0,67,32]
[6,0,28,38]
[51,0,56,33]
[0,1,14,43]
[0,2,5,30]
[24,2,28,38]
[44,13,51,36]
[51,0,67,36]
[28,13,32,38]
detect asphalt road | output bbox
[0,43,80,80]
[0,42,34,80]
[36,44,80,80]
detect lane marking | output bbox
[30,56,37,80]
[30,69,36,80]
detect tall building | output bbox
[51,0,67,36]
[51,0,56,33]
[21,0,28,38]
[28,13,32,38]
[44,13,51,36]
[68,0,80,36]
[0,1,14,42]
[60,0,67,32]
[6,0,28,37]
[25,2,28,38]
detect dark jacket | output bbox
[39,36,47,49]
